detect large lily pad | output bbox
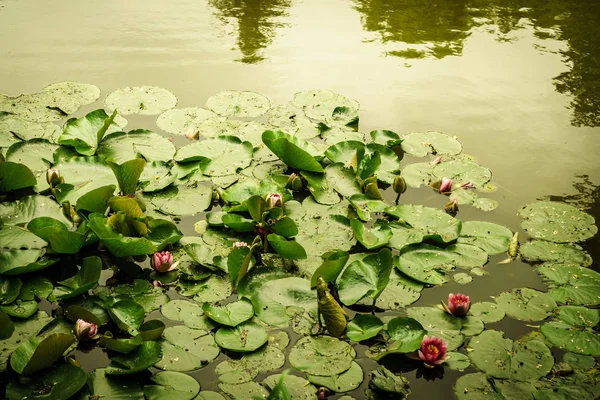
[456,221,513,255]
[156,107,216,135]
[97,129,176,164]
[518,201,598,243]
[385,204,462,244]
[453,373,502,400]
[49,256,102,300]
[289,336,355,376]
[218,382,268,400]
[346,315,384,342]
[10,333,76,375]
[144,371,201,400]
[215,321,268,352]
[105,86,177,115]
[0,311,53,372]
[5,139,58,191]
[468,330,554,381]
[79,368,144,399]
[337,249,393,306]
[6,364,87,400]
[396,244,455,285]
[175,136,253,176]
[161,299,215,330]
[432,156,492,187]
[58,109,118,156]
[251,277,316,327]
[53,156,117,205]
[536,262,600,306]
[494,288,557,321]
[400,131,462,157]
[521,240,592,265]
[469,302,505,323]
[106,341,163,375]
[206,90,270,117]
[155,326,220,372]
[307,361,363,393]
[203,298,254,327]
[540,306,600,356]
[263,374,316,400]
[262,130,324,173]
[0,161,36,193]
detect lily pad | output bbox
[262,130,324,173]
[206,91,270,117]
[10,333,76,375]
[5,139,58,190]
[263,374,316,400]
[453,373,502,400]
[0,161,36,192]
[80,368,144,399]
[432,156,492,187]
[106,341,163,375]
[518,201,598,243]
[49,256,102,300]
[521,240,593,266]
[218,382,268,400]
[385,204,462,244]
[97,129,176,164]
[337,249,393,306]
[536,262,600,306]
[289,336,355,376]
[468,330,554,381]
[161,299,215,330]
[156,107,216,135]
[203,298,254,327]
[351,219,392,249]
[494,288,557,321]
[406,307,480,351]
[148,184,213,216]
[346,315,384,342]
[541,306,600,355]
[6,364,87,400]
[307,361,363,393]
[469,302,505,323]
[400,131,462,157]
[251,277,316,327]
[396,243,455,285]
[105,86,177,115]
[453,273,473,284]
[456,221,513,255]
[53,156,117,205]
[144,371,201,400]
[155,326,220,372]
[58,109,118,156]
[175,136,253,176]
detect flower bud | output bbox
[184,127,199,140]
[444,197,459,215]
[286,173,303,191]
[46,168,60,186]
[233,241,249,248]
[393,175,407,195]
[151,251,175,273]
[74,319,98,342]
[266,193,283,209]
[438,177,453,194]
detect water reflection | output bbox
[544,175,600,264]
[208,0,292,64]
[352,0,600,127]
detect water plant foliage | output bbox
[0,82,598,399]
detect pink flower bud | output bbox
[418,335,449,366]
[74,319,98,342]
[445,293,471,317]
[184,127,199,140]
[46,168,60,185]
[152,280,163,287]
[266,193,283,209]
[233,241,248,248]
[438,177,453,193]
[151,251,175,273]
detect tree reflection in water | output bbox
[208,0,292,64]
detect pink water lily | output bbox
[266,193,284,208]
[443,293,471,317]
[438,177,453,193]
[74,319,98,342]
[418,335,449,367]
[233,241,248,248]
[151,251,176,273]
[184,127,199,140]
[46,168,60,186]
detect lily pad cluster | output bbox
[0,82,597,400]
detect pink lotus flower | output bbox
[184,127,199,140]
[418,335,449,366]
[439,177,453,193]
[74,319,98,341]
[233,241,248,248]
[443,293,471,317]
[431,156,443,165]
[266,193,284,209]
[151,251,176,273]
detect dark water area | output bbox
[1,0,599,398]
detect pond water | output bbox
[0,0,599,399]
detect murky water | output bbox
[1,0,599,398]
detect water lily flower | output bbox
[438,177,453,193]
[418,335,449,367]
[393,175,407,195]
[444,197,459,215]
[431,156,443,165]
[151,251,176,273]
[233,241,248,248]
[184,127,199,140]
[286,173,303,191]
[74,319,98,342]
[266,193,284,209]
[443,293,471,317]
[46,168,60,186]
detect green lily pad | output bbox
[432,156,491,187]
[161,299,215,330]
[0,224,47,249]
[195,391,227,400]
[446,243,489,268]
[307,361,363,393]
[97,129,176,164]
[58,109,118,156]
[268,105,321,139]
[100,334,143,354]
[541,306,600,355]
[0,161,36,192]
[301,170,340,205]
[203,298,254,327]
[156,107,216,135]
[537,262,600,306]
[337,249,393,306]
[396,243,455,285]
[563,352,596,370]
[42,81,101,108]
[53,156,117,205]
[494,288,557,321]
[472,198,498,211]
[215,320,269,352]
[49,256,102,300]
[0,311,52,372]
[105,86,177,115]
[148,184,213,216]
[401,162,434,188]
[456,221,513,255]
[206,91,270,117]
[289,336,355,376]
[453,373,502,400]
[155,326,220,372]
[0,114,61,143]
[107,299,145,335]
[445,352,471,371]
[10,333,76,375]
[407,307,482,351]
[385,204,462,244]
[346,315,384,342]
[18,276,52,301]
[251,277,317,327]
[518,201,598,243]
[386,316,427,353]
[468,330,554,381]
[106,341,163,375]
[263,374,316,400]
[144,371,201,400]
[183,275,233,303]
[262,130,324,173]
[6,364,87,400]
[0,300,39,318]
[5,139,59,190]
[351,219,392,249]
[218,382,268,400]
[400,131,462,157]
[80,368,144,399]
[139,161,177,193]
[175,136,254,176]
[469,302,505,323]
[453,273,473,284]
[521,240,593,266]
[0,194,70,226]
[367,366,411,398]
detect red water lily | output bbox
[418,335,449,367]
[443,293,471,317]
[151,251,176,273]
